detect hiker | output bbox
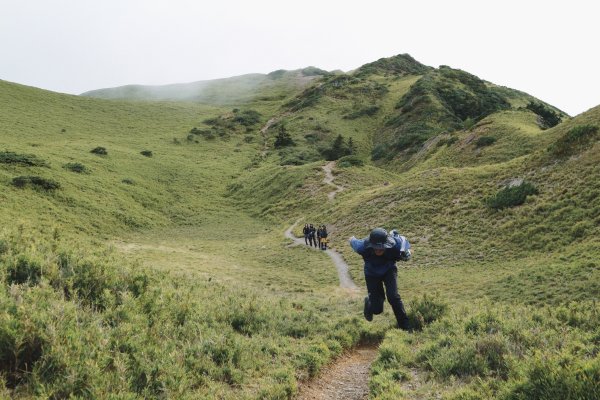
[349,228,412,330]
[308,224,316,247]
[303,224,310,245]
[316,226,322,248]
[310,224,318,248]
[320,225,328,250]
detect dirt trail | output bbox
[285,221,358,290]
[287,163,380,399]
[322,161,344,200]
[296,346,378,400]
[259,113,290,158]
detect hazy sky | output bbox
[1,0,598,116]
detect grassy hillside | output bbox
[1,51,598,400]
[81,68,327,105]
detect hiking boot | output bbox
[363,296,373,322]
[398,318,410,331]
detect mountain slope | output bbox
[258,54,566,173]
[81,67,327,105]
[1,52,598,399]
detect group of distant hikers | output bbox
[302,224,329,250]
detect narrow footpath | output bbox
[284,221,358,290]
[286,162,378,400]
[296,346,378,400]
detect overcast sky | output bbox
[1,0,598,116]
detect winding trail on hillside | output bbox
[285,162,381,399]
[284,221,358,290]
[322,161,344,200]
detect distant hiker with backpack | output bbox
[349,228,412,330]
[320,225,328,250]
[316,226,322,248]
[303,224,310,245]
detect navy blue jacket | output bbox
[349,234,410,277]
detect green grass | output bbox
[1,56,599,399]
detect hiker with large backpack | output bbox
[320,225,328,250]
[316,226,322,248]
[349,228,412,330]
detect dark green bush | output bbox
[90,147,107,155]
[232,110,261,127]
[12,176,61,190]
[6,254,42,285]
[274,126,295,148]
[279,149,321,166]
[140,150,153,157]
[0,314,46,388]
[408,294,448,331]
[437,136,459,147]
[504,357,600,400]
[63,162,89,173]
[487,182,539,210]
[337,155,364,168]
[476,136,497,148]
[121,178,135,185]
[0,151,47,167]
[343,105,380,119]
[321,134,354,161]
[549,124,598,157]
[371,144,391,161]
[526,101,562,129]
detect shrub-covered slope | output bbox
[258,54,566,173]
[1,52,598,399]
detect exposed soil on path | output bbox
[287,162,379,399]
[285,221,358,290]
[296,346,378,400]
[322,161,344,200]
[259,113,290,158]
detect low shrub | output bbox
[476,136,497,148]
[408,293,448,331]
[6,254,43,285]
[140,150,153,157]
[232,110,262,127]
[279,148,321,166]
[274,126,295,148]
[121,178,135,185]
[90,147,107,155]
[337,155,364,168]
[0,151,47,167]
[526,101,562,129]
[343,105,380,119]
[12,176,61,190]
[63,162,89,173]
[549,124,598,157]
[487,182,538,210]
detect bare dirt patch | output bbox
[296,346,378,400]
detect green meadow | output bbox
[1,54,598,399]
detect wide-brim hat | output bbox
[365,235,396,250]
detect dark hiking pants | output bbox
[304,234,309,245]
[364,268,408,327]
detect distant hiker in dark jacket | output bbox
[303,224,310,245]
[349,228,412,330]
[309,224,317,247]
